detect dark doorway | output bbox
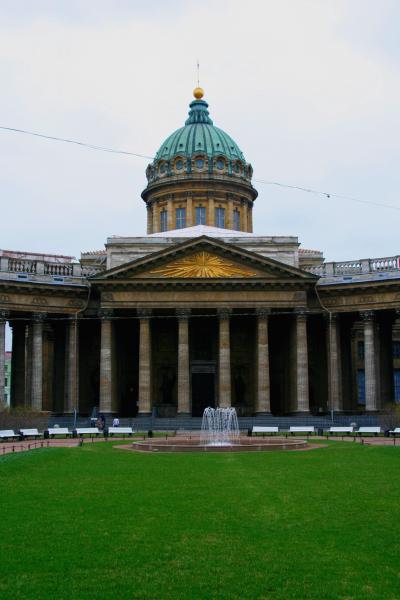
[192,373,215,416]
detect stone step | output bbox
[48,414,380,431]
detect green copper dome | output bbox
[144,93,254,185]
[154,98,246,163]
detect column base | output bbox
[177,412,191,418]
[254,411,272,416]
[137,412,152,418]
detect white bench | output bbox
[289,426,315,436]
[389,428,400,437]
[327,426,354,435]
[108,427,133,437]
[0,429,19,440]
[19,428,42,439]
[47,428,72,437]
[355,426,381,436]
[75,427,100,437]
[252,426,279,436]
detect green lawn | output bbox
[1,441,400,600]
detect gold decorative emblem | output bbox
[149,252,257,278]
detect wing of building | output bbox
[1,87,400,422]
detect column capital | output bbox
[324,312,339,324]
[68,313,80,321]
[294,309,308,321]
[176,308,191,321]
[0,310,10,322]
[217,308,232,319]
[360,310,374,322]
[33,312,47,323]
[256,307,271,318]
[98,308,113,320]
[137,308,152,319]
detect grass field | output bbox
[1,441,400,600]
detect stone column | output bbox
[147,205,152,234]
[294,311,310,413]
[138,309,152,415]
[152,204,159,233]
[10,320,26,407]
[327,313,343,411]
[227,197,234,229]
[218,309,231,408]
[177,309,190,415]
[186,194,193,227]
[167,197,173,230]
[31,313,45,411]
[255,309,271,414]
[208,197,215,226]
[248,203,253,232]
[65,316,79,413]
[362,311,379,411]
[99,310,113,413]
[0,311,8,407]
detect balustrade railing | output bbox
[44,263,74,276]
[0,256,105,278]
[8,258,37,273]
[306,255,400,277]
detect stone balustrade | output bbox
[307,255,400,277]
[0,256,105,280]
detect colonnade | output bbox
[1,308,397,415]
[97,307,309,415]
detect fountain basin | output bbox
[130,436,308,453]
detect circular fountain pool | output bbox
[129,435,308,453]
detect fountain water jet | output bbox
[200,407,240,446]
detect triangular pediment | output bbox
[94,236,317,282]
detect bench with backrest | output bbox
[389,427,400,437]
[108,427,133,437]
[252,426,279,436]
[355,426,381,436]
[19,428,42,439]
[47,428,72,438]
[289,426,315,436]
[0,429,20,440]
[75,427,100,437]
[327,426,354,436]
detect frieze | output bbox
[32,297,48,306]
[102,292,114,302]
[67,299,85,308]
[0,294,10,303]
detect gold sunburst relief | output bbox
[149,252,258,278]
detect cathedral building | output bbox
[1,88,400,421]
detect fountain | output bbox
[200,407,240,446]
[128,405,309,452]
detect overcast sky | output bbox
[1,0,400,266]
